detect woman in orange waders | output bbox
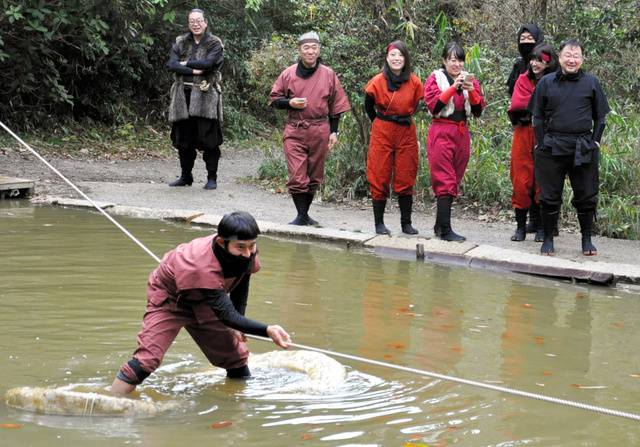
[423,42,486,241]
[364,40,423,235]
[507,43,558,242]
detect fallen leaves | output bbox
[209,420,233,429]
[387,342,406,350]
[0,423,22,429]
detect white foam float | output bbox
[4,385,178,418]
[4,350,347,416]
[248,350,347,392]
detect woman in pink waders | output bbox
[110,211,291,396]
[423,42,486,241]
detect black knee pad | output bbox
[117,358,151,385]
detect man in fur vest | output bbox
[167,8,224,190]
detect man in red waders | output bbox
[110,212,291,396]
[269,32,351,226]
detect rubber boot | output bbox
[372,199,391,235]
[511,208,527,241]
[169,147,195,186]
[540,205,558,255]
[226,365,251,379]
[289,193,310,225]
[398,195,418,234]
[435,196,465,242]
[526,202,539,233]
[578,210,597,256]
[203,174,217,190]
[305,192,319,226]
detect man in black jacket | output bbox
[529,39,610,256]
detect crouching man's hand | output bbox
[266,325,292,349]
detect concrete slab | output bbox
[464,245,640,284]
[35,196,114,209]
[192,213,373,246]
[365,235,477,256]
[109,205,205,223]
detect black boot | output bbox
[578,210,597,256]
[226,365,251,379]
[372,199,391,235]
[170,147,195,186]
[398,195,418,234]
[203,174,217,190]
[511,208,527,241]
[534,209,545,242]
[540,205,558,255]
[289,193,310,225]
[526,202,539,233]
[305,192,319,226]
[435,196,465,242]
[169,175,193,187]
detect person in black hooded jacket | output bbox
[506,24,544,96]
[505,24,545,234]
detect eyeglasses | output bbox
[188,19,205,25]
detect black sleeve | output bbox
[529,80,546,147]
[432,100,446,116]
[229,275,250,315]
[591,77,610,143]
[329,113,342,133]
[201,288,268,336]
[270,97,292,109]
[167,43,194,75]
[506,60,522,96]
[507,109,532,126]
[186,39,224,71]
[364,93,376,122]
[471,104,483,118]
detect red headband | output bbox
[387,44,400,54]
[540,52,551,63]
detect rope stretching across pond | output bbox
[2,119,639,422]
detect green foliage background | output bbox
[1,0,638,237]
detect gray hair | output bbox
[187,8,206,21]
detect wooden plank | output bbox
[0,175,35,190]
[0,176,35,199]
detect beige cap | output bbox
[298,31,320,45]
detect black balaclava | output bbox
[517,24,543,61]
[213,240,255,278]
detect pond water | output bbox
[1,202,639,446]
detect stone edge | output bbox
[35,196,640,286]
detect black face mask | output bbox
[213,242,255,278]
[518,42,536,60]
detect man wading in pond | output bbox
[268,32,351,226]
[167,8,224,190]
[110,212,291,396]
[528,39,610,256]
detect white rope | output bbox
[0,121,162,264]
[2,120,639,422]
[247,335,640,421]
